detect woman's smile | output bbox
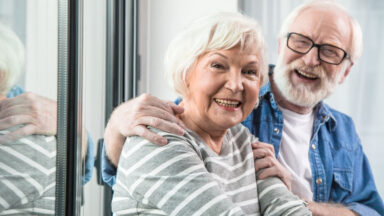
[214,98,242,111]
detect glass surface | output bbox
[0,0,58,214]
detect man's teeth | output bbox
[215,99,240,107]
[296,69,318,79]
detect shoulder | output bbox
[229,124,255,139]
[320,103,361,150]
[323,104,357,134]
[0,126,56,150]
[120,127,200,161]
[325,104,354,124]
[6,85,25,98]
[227,124,258,150]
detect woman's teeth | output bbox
[215,99,240,107]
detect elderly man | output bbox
[103,1,384,215]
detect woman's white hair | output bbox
[165,12,268,97]
[278,0,363,63]
[0,22,24,95]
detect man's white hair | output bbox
[278,0,363,63]
[165,12,268,97]
[0,22,24,95]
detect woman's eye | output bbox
[242,69,257,75]
[211,63,225,69]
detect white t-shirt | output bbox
[278,106,314,201]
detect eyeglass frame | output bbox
[286,32,349,65]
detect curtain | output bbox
[239,0,384,198]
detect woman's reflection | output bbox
[0,20,94,214]
[0,22,57,215]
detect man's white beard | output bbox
[273,50,348,108]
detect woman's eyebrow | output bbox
[208,52,228,59]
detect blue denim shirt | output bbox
[242,81,384,216]
[6,85,94,184]
[101,80,384,216]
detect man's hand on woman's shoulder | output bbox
[104,93,185,165]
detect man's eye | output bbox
[293,39,311,47]
[321,48,339,57]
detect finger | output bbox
[0,124,37,143]
[256,166,280,179]
[139,106,186,131]
[0,104,33,119]
[133,95,186,128]
[258,167,291,189]
[254,157,275,171]
[0,98,21,112]
[0,93,33,108]
[133,125,168,145]
[252,148,274,159]
[0,115,34,130]
[252,141,275,153]
[167,101,184,114]
[135,116,185,136]
[138,94,175,114]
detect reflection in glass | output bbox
[0,0,57,214]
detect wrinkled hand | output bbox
[0,92,57,143]
[104,93,185,165]
[252,142,292,190]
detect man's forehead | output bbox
[289,7,352,47]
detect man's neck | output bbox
[0,94,5,101]
[269,77,314,115]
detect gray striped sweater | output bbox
[112,124,311,216]
[0,127,56,215]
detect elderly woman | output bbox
[0,23,56,215]
[112,13,311,215]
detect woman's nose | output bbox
[225,70,244,92]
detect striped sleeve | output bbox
[257,177,311,215]
[113,132,246,216]
[249,133,311,216]
[0,129,56,214]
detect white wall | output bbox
[138,0,239,99]
[25,0,57,100]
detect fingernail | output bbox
[178,128,185,135]
[160,138,168,145]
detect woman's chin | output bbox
[213,118,242,129]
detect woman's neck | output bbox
[0,94,5,101]
[178,102,227,154]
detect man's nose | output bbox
[302,47,320,67]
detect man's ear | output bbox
[277,38,282,55]
[339,62,354,84]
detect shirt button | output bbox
[316,178,323,185]
[311,144,316,150]
[274,128,280,134]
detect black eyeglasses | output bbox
[286,32,348,65]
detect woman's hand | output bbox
[252,141,292,190]
[104,93,185,165]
